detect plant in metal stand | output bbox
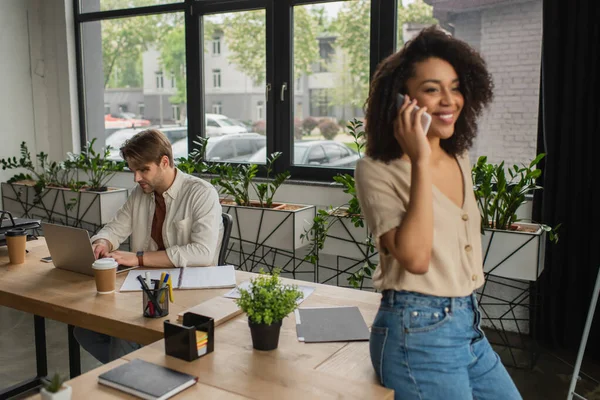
[235,268,303,351]
[301,118,377,289]
[70,138,125,192]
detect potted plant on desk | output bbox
[40,372,71,400]
[235,269,303,351]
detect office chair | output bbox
[218,212,233,266]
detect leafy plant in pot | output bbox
[211,152,291,208]
[40,372,71,400]
[235,269,303,351]
[472,153,560,241]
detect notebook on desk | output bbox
[98,358,197,400]
[295,306,370,343]
[120,265,236,292]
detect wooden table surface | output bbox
[1,237,393,399]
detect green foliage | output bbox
[472,154,560,243]
[44,372,67,393]
[396,0,438,48]
[300,119,376,288]
[235,269,303,325]
[158,16,187,108]
[70,138,126,191]
[221,8,319,86]
[1,140,125,194]
[254,152,291,208]
[211,152,290,208]
[101,1,160,89]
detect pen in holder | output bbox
[142,279,169,318]
[164,312,214,362]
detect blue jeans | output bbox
[73,327,142,364]
[370,290,522,400]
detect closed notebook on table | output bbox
[98,358,198,400]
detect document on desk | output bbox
[120,269,182,292]
[120,266,236,292]
[223,280,315,305]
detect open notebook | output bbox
[120,265,236,292]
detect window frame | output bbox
[73,0,397,182]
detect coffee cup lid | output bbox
[92,258,118,270]
[5,228,27,237]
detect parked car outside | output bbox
[106,125,188,161]
[184,114,249,136]
[172,133,266,162]
[248,140,360,168]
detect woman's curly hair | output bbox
[364,25,494,162]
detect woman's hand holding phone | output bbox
[394,94,431,163]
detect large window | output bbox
[292,1,370,169]
[395,0,542,167]
[75,0,542,180]
[79,10,187,159]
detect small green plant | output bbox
[255,152,291,208]
[70,138,125,191]
[235,268,303,325]
[44,372,67,393]
[211,152,290,208]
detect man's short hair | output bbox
[120,129,174,169]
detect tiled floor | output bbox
[2,304,600,399]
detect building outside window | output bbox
[212,102,222,114]
[156,71,164,89]
[212,69,221,88]
[212,37,221,55]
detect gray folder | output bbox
[295,306,370,343]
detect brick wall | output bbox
[450,0,542,167]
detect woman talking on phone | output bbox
[355,26,521,399]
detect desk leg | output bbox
[34,315,48,378]
[67,325,81,378]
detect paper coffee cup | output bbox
[92,258,118,294]
[6,228,27,264]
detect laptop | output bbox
[42,222,137,276]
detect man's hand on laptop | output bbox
[107,251,137,267]
[92,239,111,259]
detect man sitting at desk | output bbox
[74,128,223,364]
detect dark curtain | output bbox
[533,0,600,359]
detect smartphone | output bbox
[41,256,52,263]
[397,94,432,135]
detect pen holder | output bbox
[164,312,214,362]
[142,280,169,318]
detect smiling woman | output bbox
[354,26,521,400]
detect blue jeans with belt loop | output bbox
[370,290,522,400]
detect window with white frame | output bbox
[212,37,221,55]
[212,102,222,114]
[172,104,180,121]
[171,72,176,88]
[138,102,145,116]
[156,71,164,89]
[212,69,221,88]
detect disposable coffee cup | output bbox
[5,228,27,264]
[92,258,118,294]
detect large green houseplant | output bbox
[472,153,559,241]
[1,140,127,233]
[235,268,303,350]
[472,153,559,281]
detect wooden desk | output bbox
[2,238,393,399]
